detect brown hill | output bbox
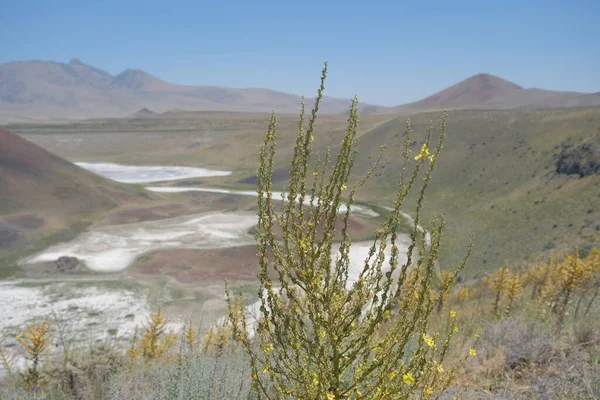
[414,73,522,109]
[0,59,383,121]
[392,73,600,113]
[0,126,142,259]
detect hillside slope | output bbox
[0,59,383,120]
[351,107,600,276]
[392,74,600,113]
[0,126,144,260]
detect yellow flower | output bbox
[426,387,434,396]
[414,143,430,160]
[327,393,335,400]
[300,241,307,249]
[264,343,273,352]
[403,372,415,385]
[341,184,347,190]
[450,310,457,318]
[422,333,435,348]
[469,348,477,357]
[384,310,391,319]
[312,171,319,176]
[390,370,398,379]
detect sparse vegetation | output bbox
[1,246,599,398]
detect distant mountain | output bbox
[131,107,157,117]
[0,59,383,120]
[2,60,598,120]
[392,73,600,113]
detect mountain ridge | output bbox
[0,59,381,120]
[1,59,599,121]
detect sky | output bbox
[1,0,599,106]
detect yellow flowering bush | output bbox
[128,310,177,362]
[485,266,510,315]
[15,317,53,388]
[226,64,474,399]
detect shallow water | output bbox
[76,162,231,183]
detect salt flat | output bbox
[0,280,150,339]
[75,162,231,183]
[26,212,257,272]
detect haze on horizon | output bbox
[1,0,599,106]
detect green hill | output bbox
[351,107,600,276]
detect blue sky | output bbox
[1,0,598,105]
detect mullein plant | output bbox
[542,251,595,329]
[485,266,510,316]
[581,248,600,318]
[435,271,456,313]
[127,310,178,363]
[503,271,523,316]
[525,261,550,301]
[15,317,53,389]
[226,64,475,399]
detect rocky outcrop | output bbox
[55,256,80,272]
[556,142,600,177]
